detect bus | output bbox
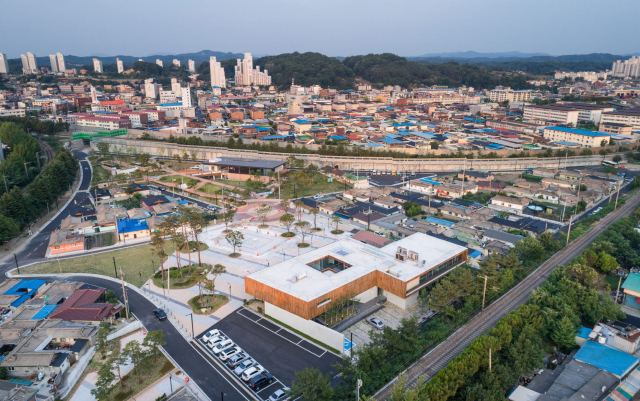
[602,160,619,167]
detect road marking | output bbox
[236,309,326,358]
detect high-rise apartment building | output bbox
[172,59,180,67]
[0,53,9,74]
[171,78,181,95]
[49,54,59,72]
[144,78,158,99]
[21,54,29,72]
[181,87,192,108]
[116,58,124,73]
[209,56,226,88]
[234,53,271,86]
[611,57,640,78]
[24,52,38,73]
[56,53,66,72]
[188,59,195,72]
[156,59,163,68]
[93,58,103,73]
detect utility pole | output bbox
[187,313,194,338]
[14,254,20,275]
[615,272,623,304]
[615,183,621,210]
[23,163,29,179]
[120,268,130,318]
[482,275,488,312]
[113,257,117,278]
[565,215,573,247]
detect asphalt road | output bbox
[0,150,92,269]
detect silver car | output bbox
[368,317,385,330]
[234,359,256,376]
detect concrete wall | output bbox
[382,289,420,309]
[355,287,378,304]
[92,137,618,173]
[264,303,345,353]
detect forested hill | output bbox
[251,52,535,90]
[255,52,355,90]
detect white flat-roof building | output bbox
[0,52,9,74]
[56,53,66,72]
[246,233,468,320]
[49,55,58,73]
[116,58,124,74]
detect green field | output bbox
[22,242,174,287]
[272,179,348,199]
[198,182,223,194]
[159,175,201,188]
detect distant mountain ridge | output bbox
[416,51,550,59]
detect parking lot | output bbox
[196,308,341,400]
[342,302,424,347]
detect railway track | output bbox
[37,140,54,166]
[375,190,640,400]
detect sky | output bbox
[2,0,640,59]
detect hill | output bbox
[416,51,549,59]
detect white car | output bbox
[212,339,234,354]
[207,335,227,348]
[234,359,256,376]
[219,346,242,361]
[201,329,221,343]
[269,388,291,401]
[241,365,265,382]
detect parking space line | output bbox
[235,309,326,358]
[188,341,251,400]
[256,380,280,394]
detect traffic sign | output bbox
[344,338,353,352]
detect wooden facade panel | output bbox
[245,249,468,319]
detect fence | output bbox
[107,320,142,341]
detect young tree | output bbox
[294,221,312,245]
[142,330,166,363]
[95,321,111,356]
[279,198,291,214]
[595,251,618,273]
[186,210,206,266]
[551,315,578,352]
[310,208,320,230]
[206,263,227,305]
[279,213,295,234]
[255,204,272,228]
[96,142,110,155]
[289,368,334,401]
[331,215,342,232]
[122,340,147,384]
[91,362,116,400]
[113,350,129,388]
[294,200,305,220]
[225,230,244,255]
[222,209,235,232]
[151,220,171,282]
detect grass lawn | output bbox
[146,170,168,176]
[188,294,229,314]
[271,178,348,199]
[199,182,223,194]
[159,175,201,188]
[179,241,209,253]
[152,264,210,289]
[22,242,174,287]
[215,179,263,190]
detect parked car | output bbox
[159,186,166,191]
[219,346,242,361]
[226,352,248,368]
[242,365,265,382]
[234,359,256,376]
[368,317,385,330]
[249,373,275,391]
[153,309,167,321]
[212,339,234,355]
[207,335,227,348]
[201,329,221,343]
[268,388,291,401]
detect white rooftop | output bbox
[247,233,467,302]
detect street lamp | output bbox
[186,313,194,338]
[228,283,232,301]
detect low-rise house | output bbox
[48,288,122,324]
[488,195,529,213]
[457,170,494,182]
[126,208,151,220]
[351,212,386,227]
[117,219,150,241]
[439,204,473,220]
[48,229,84,255]
[482,229,524,247]
[531,167,558,178]
[476,181,507,192]
[351,230,392,248]
[512,179,544,190]
[503,186,536,199]
[126,183,150,196]
[90,188,111,202]
[541,177,577,190]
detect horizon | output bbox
[2,0,639,59]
